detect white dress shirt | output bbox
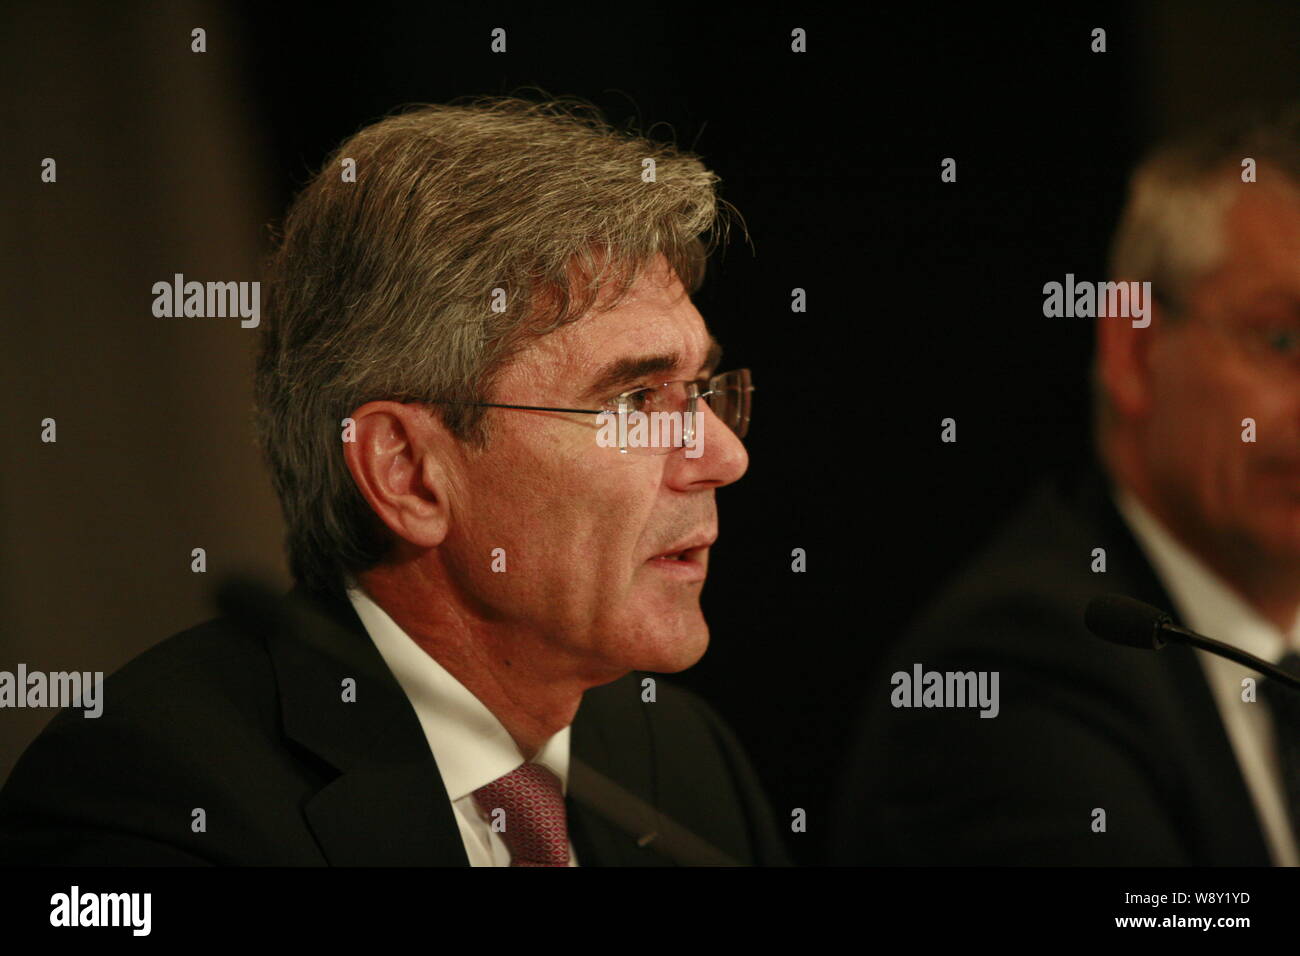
[1116,487,1300,866]
[344,582,579,866]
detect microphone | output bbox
[1085,594,1300,692]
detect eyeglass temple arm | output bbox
[430,385,752,416]
[428,399,605,415]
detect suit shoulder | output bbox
[0,615,297,864]
[905,476,1129,658]
[20,614,275,748]
[117,612,266,680]
[877,471,1185,731]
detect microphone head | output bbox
[1084,594,1172,651]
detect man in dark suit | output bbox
[0,96,788,866]
[0,584,785,865]
[835,109,1300,865]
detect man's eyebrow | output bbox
[699,338,723,375]
[580,337,724,402]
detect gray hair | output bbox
[1093,103,1300,446]
[1107,103,1300,315]
[254,95,739,596]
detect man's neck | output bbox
[355,566,621,760]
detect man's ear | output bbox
[342,401,454,550]
[1096,290,1163,422]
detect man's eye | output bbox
[1264,327,1300,354]
[610,387,654,411]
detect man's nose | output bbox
[668,399,749,488]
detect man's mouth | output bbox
[650,545,704,562]
[646,541,713,580]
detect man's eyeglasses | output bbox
[424,369,754,456]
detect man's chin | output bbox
[650,637,710,673]
[628,619,710,674]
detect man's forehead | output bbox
[527,277,714,381]
[576,306,709,363]
[1206,183,1300,298]
[1229,181,1300,238]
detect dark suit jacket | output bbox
[833,461,1272,865]
[0,585,789,866]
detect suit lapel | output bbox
[266,585,468,865]
[568,674,674,866]
[1079,467,1272,864]
[262,585,680,866]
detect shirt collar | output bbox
[342,578,571,802]
[1114,486,1300,663]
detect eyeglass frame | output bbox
[421,368,754,454]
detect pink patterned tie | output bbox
[472,762,571,867]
